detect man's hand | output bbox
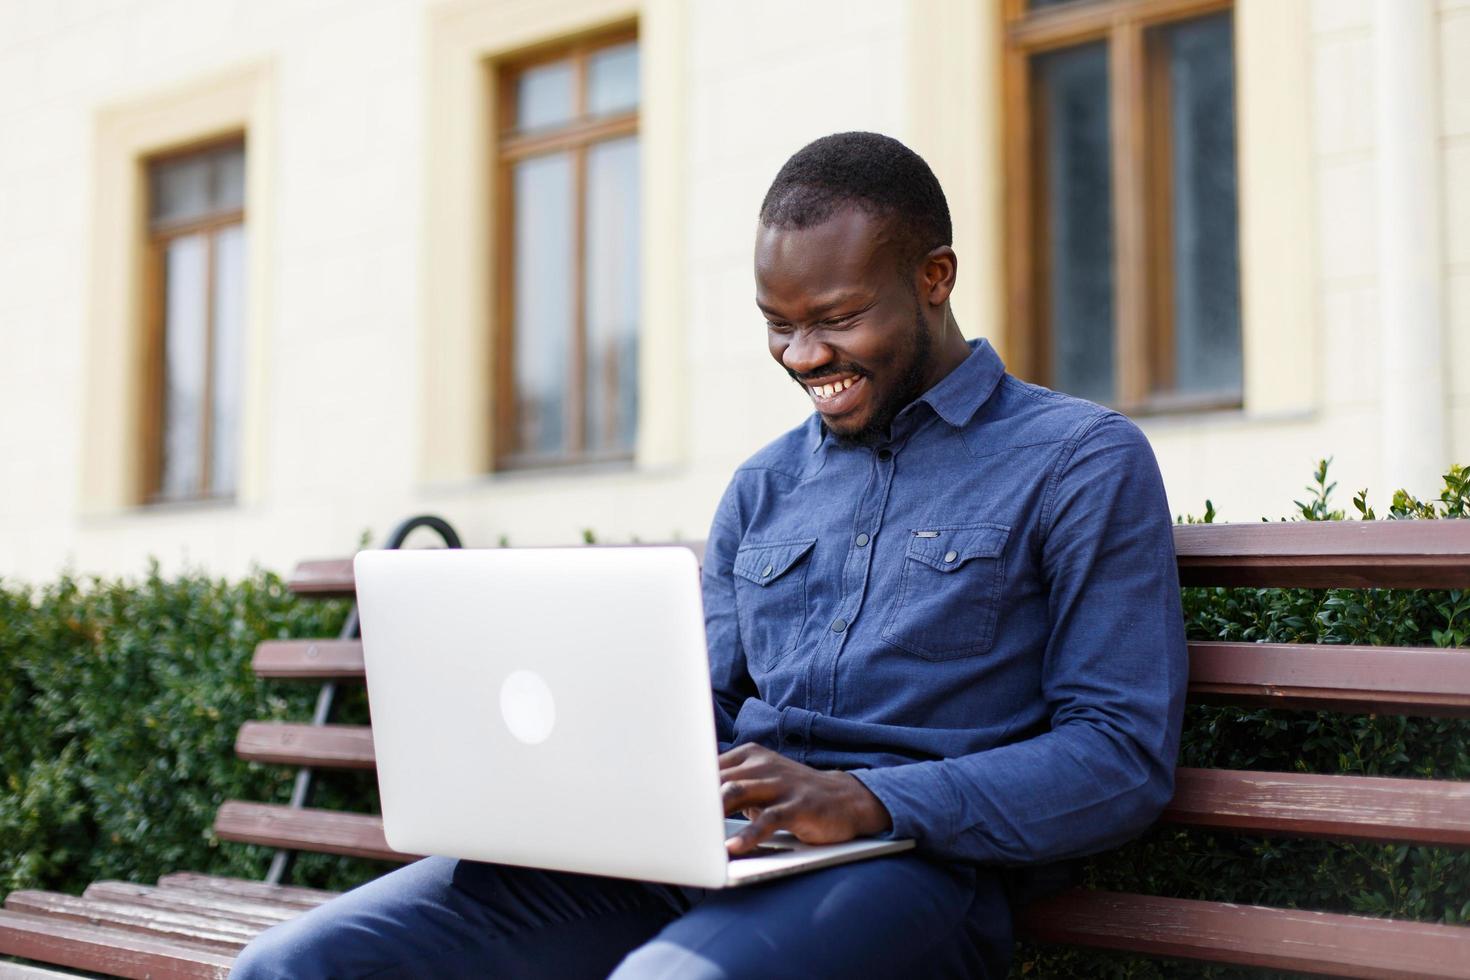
[719,743,892,855]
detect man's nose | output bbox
[782,330,833,376]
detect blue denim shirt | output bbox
[701,339,1188,866]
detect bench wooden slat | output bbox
[1175,520,1470,589]
[0,910,234,980]
[1019,889,1470,979]
[251,638,1470,712]
[252,639,365,679]
[289,543,706,600]
[294,524,1470,597]
[3,891,258,950]
[288,559,357,597]
[155,872,337,910]
[81,883,294,927]
[213,802,417,863]
[0,961,96,979]
[234,722,375,769]
[1189,641,1470,716]
[1164,767,1470,846]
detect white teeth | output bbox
[811,377,859,401]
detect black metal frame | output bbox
[265,514,463,885]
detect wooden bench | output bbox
[1018,520,1470,978]
[2,520,1468,977]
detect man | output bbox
[233,132,1186,978]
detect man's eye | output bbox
[822,314,856,327]
[766,321,793,333]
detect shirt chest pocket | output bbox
[732,538,816,670]
[881,522,1010,661]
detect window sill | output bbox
[421,455,688,496]
[1132,404,1318,435]
[140,492,239,511]
[489,456,636,482]
[493,451,635,474]
[77,494,243,528]
[1119,391,1243,417]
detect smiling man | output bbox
[233,132,1186,979]
[696,131,1188,970]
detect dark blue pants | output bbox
[231,855,1012,978]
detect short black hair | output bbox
[759,132,952,272]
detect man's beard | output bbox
[828,301,933,448]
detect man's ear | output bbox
[921,246,958,306]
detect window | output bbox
[1002,0,1240,413]
[495,32,640,469]
[143,139,247,502]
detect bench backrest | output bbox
[1024,519,1470,978]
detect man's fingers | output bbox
[718,757,777,783]
[717,742,769,770]
[719,745,792,782]
[720,777,782,814]
[727,804,795,854]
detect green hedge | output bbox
[0,463,1466,978]
[0,567,393,895]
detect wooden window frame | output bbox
[494,27,639,472]
[1001,0,1238,415]
[141,135,246,504]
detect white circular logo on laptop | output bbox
[499,669,556,745]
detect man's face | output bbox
[754,207,937,445]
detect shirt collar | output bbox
[916,338,1006,429]
[810,339,1006,453]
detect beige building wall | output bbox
[0,0,1465,582]
[1444,0,1470,476]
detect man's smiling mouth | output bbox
[809,375,859,401]
[806,374,866,410]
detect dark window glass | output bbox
[151,157,210,225]
[1036,43,1115,405]
[1161,13,1240,399]
[149,143,245,225]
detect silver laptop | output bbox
[353,546,912,888]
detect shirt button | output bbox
[877,448,893,461]
[831,617,848,633]
[944,550,959,563]
[855,533,870,547]
[761,564,773,577]
[784,731,805,747]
